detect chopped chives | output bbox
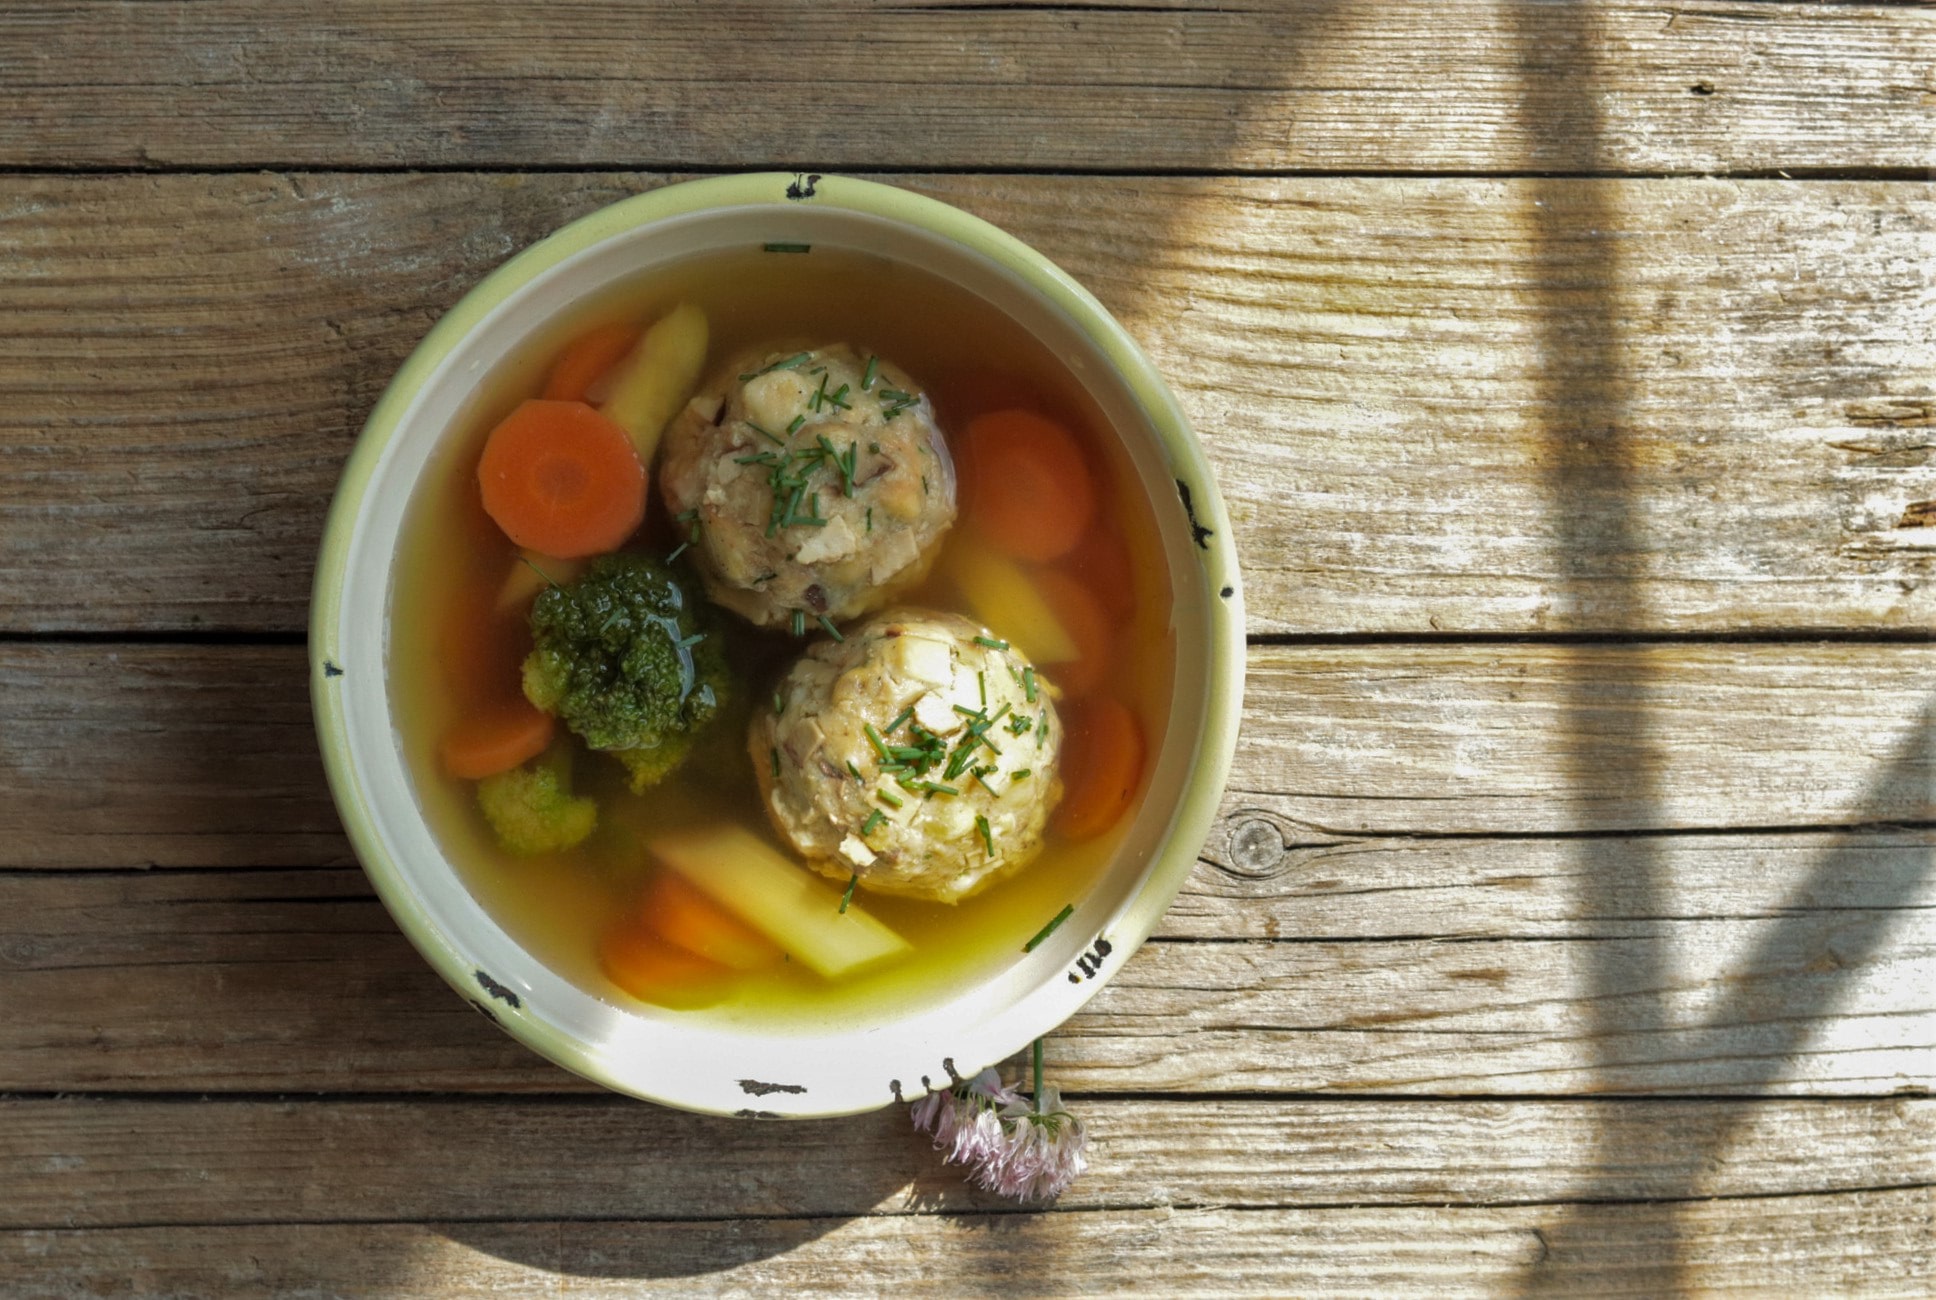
[864,723,891,761]
[743,420,785,446]
[973,772,1001,798]
[818,614,843,641]
[865,506,874,534]
[974,636,1009,650]
[1023,666,1037,703]
[1011,768,1032,781]
[739,352,811,382]
[978,671,987,708]
[839,874,859,914]
[1023,904,1074,953]
[791,610,807,637]
[876,787,904,808]
[861,809,886,836]
[770,747,781,777]
[861,355,879,390]
[774,689,786,716]
[846,759,864,780]
[787,414,806,435]
[975,814,995,856]
[677,631,706,649]
[763,241,811,254]
[885,706,915,735]
[666,540,690,564]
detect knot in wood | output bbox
[1225,818,1286,878]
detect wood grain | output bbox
[5,1096,1929,1226]
[4,867,1928,1095]
[7,642,1933,871]
[2,2,1929,173]
[3,173,1933,635]
[5,1191,1930,1298]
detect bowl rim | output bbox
[310,172,1246,1115]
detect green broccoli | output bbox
[476,760,597,856]
[521,553,733,787]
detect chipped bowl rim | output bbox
[310,173,1245,1117]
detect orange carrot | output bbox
[1031,568,1112,697]
[476,399,646,558]
[959,409,1098,563]
[438,700,556,780]
[1055,695,1146,841]
[1062,520,1135,626]
[542,322,643,402]
[599,925,732,1009]
[639,870,783,971]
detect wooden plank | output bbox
[3,174,1934,635]
[5,1096,1929,1228]
[2,2,1928,172]
[7,642,1934,871]
[4,1191,1930,1298]
[2,866,1928,1095]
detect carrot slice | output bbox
[599,925,732,1009]
[1063,520,1135,625]
[542,323,643,402]
[639,870,784,971]
[1031,568,1113,697]
[1055,695,1146,841]
[959,409,1098,563]
[476,399,646,558]
[438,701,555,780]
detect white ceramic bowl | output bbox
[311,174,1244,1117]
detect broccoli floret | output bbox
[612,738,693,793]
[521,553,733,786]
[477,761,597,856]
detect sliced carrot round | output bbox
[599,925,732,1009]
[477,399,646,558]
[959,409,1098,563]
[1062,520,1135,626]
[439,700,555,780]
[639,871,783,971]
[1031,568,1112,697]
[543,322,643,402]
[1054,695,1146,842]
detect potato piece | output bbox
[598,301,709,465]
[646,823,911,979]
[942,545,1079,663]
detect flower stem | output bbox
[1032,1037,1044,1113]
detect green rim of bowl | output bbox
[311,172,1245,1110]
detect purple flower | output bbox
[909,1066,1088,1201]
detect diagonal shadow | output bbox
[1508,7,1936,1293]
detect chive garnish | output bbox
[818,614,843,641]
[774,689,786,716]
[788,414,806,436]
[847,759,864,780]
[974,636,1009,650]
[770,747,781,777]
[973,772,1000,798]
[885,705,915,735]
[744,420,786,447]
[877,787,903,808]
[792,610,806,638]
[739,352,812,382]
[1011,768,1032,781]
[864,723,891,761]
[674,509,697,523]
[1023,666,1037,703]
[861,355,879,390]
[978,671,987,708]
[861,809,885,837]
[1007,714,1034,736]
[763,242,811,254]
[1024,904,1074,953]
[865,506,874,534]
[840,874,858,913]
[677,631,706,649]
[666,540,690,563]
[976,814,995,856]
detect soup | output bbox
[391,245,1174,1025]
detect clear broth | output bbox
[390,245,1175,1026]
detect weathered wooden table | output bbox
[4,3,1933,1295]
